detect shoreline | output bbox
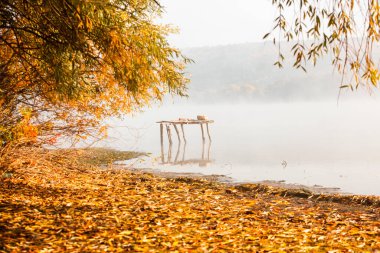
[125,167,345,194]
[118,154,379,196]
[121,167,380,208]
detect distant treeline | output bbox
[182,42,379,103]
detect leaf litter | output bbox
[0,148,379,252]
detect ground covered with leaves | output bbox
[0,148,379,252]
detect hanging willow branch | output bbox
[267,0,380,90]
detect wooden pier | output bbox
[157,118,214,145]
[157,117,214,166]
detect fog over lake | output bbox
[101,99,380,196]
[100,43,380,195]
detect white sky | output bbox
[159,0,276,48]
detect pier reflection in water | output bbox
[161,141,212,167]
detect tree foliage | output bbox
[267,0,380,90]
[0,0,189,146]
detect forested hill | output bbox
[181,42,344,103]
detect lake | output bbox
[103,99,380,195]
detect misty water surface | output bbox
[103,100,380,195]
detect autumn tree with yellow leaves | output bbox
[0,0,189,147]
[267,0,380,90]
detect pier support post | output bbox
[206,123,211,142]
[180,124,186,143]
[166,124,173,146]
[173,123,181,143]
[201,140,205,160]
[167,144,172,162]
[160,123,164,162]
[200,123,205,142]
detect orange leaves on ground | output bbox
[0,161,379,252]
